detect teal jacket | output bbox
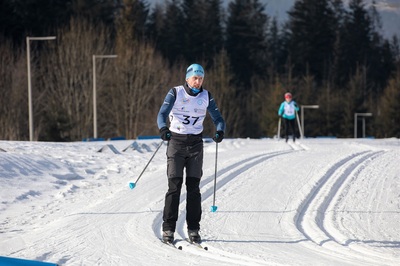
[278,101,299,120]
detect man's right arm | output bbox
[157,88,176,129]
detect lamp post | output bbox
[354,113,373,138]
[92,54,117,139]
[26,36,56,141]
[300,105,319,139]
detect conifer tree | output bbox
[156,0,185,64]
[225,0,269,87]
[334,0,374,88]
[287,0,337,84]
[181,0,223,64]
[267,17,286,74]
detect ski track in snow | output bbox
[294,149,397,265]
[155,148,296,265]
[1,138,400,265]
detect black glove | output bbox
[213,131,224,143]
[159,127,171,141]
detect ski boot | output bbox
[188,229,201,243]
[162,230,174,243]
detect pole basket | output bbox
[129,182,136,189]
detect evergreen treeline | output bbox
[0,0,399,141]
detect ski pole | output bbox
[295,110,303,139]
[211,142,218,212]
[129,140,164,189]
[277,117,281,140]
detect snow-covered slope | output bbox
[1,138,399,265]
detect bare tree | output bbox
[205,49,238,137]
[0,40,26,140]
[39,18,113,140]
[110,4,172,139]
[111,39,171,139]
[377,70,400,138]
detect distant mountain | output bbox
[147,0,400,39]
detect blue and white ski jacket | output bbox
[278,100,299,120]
[157,84,225,134]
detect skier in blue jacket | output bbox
[157,63,225,244]
[278,92,299,142]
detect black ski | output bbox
[160,239,183,250]
[185,238,208,250]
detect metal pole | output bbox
[300,105,319,139]
[27,37,33,141]
[295,110,303,139]
[301,106,304,139]
[354,113,357,138]
[277,117,281,140]
[211,142,218,212]
[92,55,117,139]
[129,141,164,189]
[362,117,366,138]
[354,113,372,138]
[26,36,56,141]
[92,55,97,138]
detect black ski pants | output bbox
[162,132,203,232]
[284,118,296,141]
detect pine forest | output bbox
[0,0,399,141]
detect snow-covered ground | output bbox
[1,138,399,265]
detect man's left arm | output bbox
[207,92,225,132]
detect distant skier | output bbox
[157,63,225,244]
[278,92,299,142]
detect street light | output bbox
[300,105,319,139]
[92,54,117,139]
[354,113,373,138]
[26,36,56,141]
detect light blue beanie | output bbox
[186,64,205,80]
